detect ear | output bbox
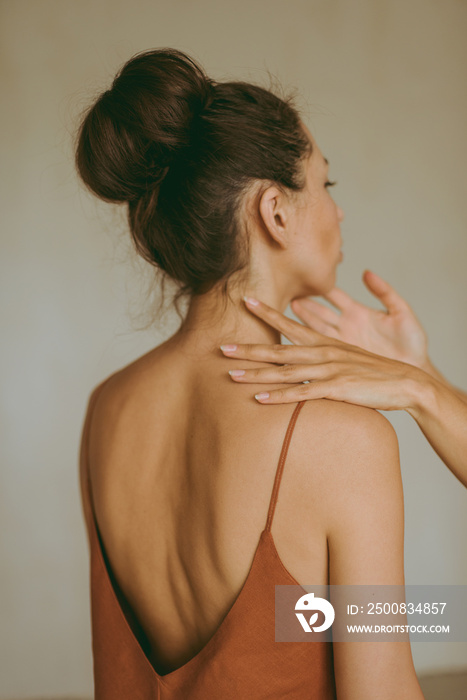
[258,184,291,249]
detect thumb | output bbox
[362,269,408,314]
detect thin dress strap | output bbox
[265,401,306,533]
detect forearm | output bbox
[417,357,467,404]
[405,369,467,488]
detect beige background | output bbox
[1,0,467,697]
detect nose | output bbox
[337,206,344,223]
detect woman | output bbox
[221,271,467,489]
[77,48,426,698]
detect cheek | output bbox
[321,203,340,245]
[314,210,337,254]
[297,198,339,261]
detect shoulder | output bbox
[293,396,399,472]
[290,398,402,532]
[83,367,152,478]
[84,354,159,437]
[78,369,138,499]
[83,340,169,424]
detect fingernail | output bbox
[220,344,237,352]
[243,296,259,306]
[228,369,245,377]
[255,392,270,401]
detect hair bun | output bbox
[76,48,213,202]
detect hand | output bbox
[290,270,429,369]
[221,296,422,408]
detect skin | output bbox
[170,122,344,352]
[81,124,426,696]
[220,274,467,488]
[81,124,348,668]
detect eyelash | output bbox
[325,180,337,188]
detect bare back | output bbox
[80,340,338,675]
[80,335,426,698]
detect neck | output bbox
[170,281,292,356]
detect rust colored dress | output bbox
[81,381,337,699]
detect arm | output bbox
[317,405,425,700]
[221,296,467,488]
[78,377,114,548]
[78,387,98,549]
[405,368,467,487]
[417,357,467,405]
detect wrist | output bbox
[404,367,440,422]
[416,356,445,382]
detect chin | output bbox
[299,265,339,297]
[321,268,339,294]
[322,280,336,295]
[303,279,335,297]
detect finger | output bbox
[321,286,356,312]
[362,270,409,315]
[220,343,331,364]
[290,297,340,329]
[290,305,341,337]
[253,380,342,404]
[228,363,331,384]
[242,297,322,345]
[296,321,342,342]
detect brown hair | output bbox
[75,47,312,318]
